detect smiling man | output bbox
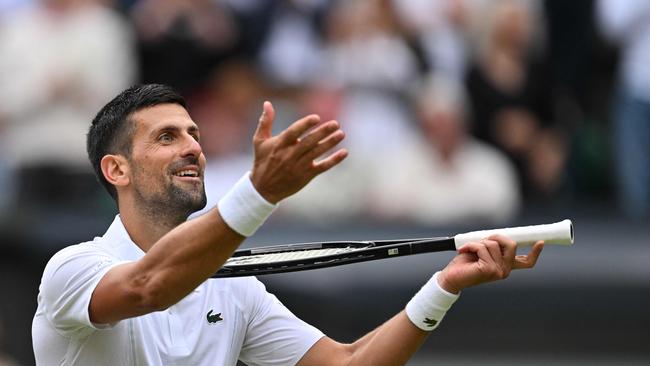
[32,84,543,365]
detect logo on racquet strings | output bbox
[423,318,438,328]
[207,310,223,324]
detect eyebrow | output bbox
[152,124,200,137]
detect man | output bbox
[597,0,650,218]
[32,84,543,365]
[370,73,520,225]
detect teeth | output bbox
[175,170,198,177]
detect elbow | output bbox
[128,274,172,313]
[334,343,357,366]
[339,343,360,366]
[139,288,170,313]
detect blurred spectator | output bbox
[257,0,329,87]
[130,0,238,94]
[596,0,650,219]
[392,0,472,80]
[465,0,568,199]
[276,148,369,225]
[219,0,275,59]
[0,318,20,366]
[0,0,33,20]
[275,0,425,224]
[544,0,596,116]
[544,0,616,199]
[320,0,420,162]
[282,74,520,227]
[189,60,263,217]
[0,0,136,208]
[0,154,13,223]
[322,0,417,91]
[369,74,520,225]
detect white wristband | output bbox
[217,172,277,237]
[405,271,460,331]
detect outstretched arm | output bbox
[89,102,347,324]
[297,236,544,366]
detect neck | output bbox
[118,197,188,252]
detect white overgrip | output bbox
[453,219,574,250]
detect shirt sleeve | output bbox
[39,244,128,338]
[239,279,324,366]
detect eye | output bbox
[158,133,174,143]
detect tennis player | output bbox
[32,84,543,365]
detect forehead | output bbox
[130,103,196,135]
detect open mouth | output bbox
[173,170,199,178]
[172,166,202,181]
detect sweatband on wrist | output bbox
[405,271,460,331]
[217,172,277,237]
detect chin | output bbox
[192,196,208,212]
[182,191,208,213]
[166,185,207,215]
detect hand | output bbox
[250,101,348,204]
[437,235,544,294]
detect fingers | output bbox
[458,236,517,280]
[295,120,343,156]
[480,239,510,278]
[276,116,347,173]
[299,130,346,164]
[487,234,517,272]
[513,241,544,269]
[458,241,497,275]
[257,104,345,162]
[279,114,321,146]
[313,148,348,174]
[447,237,543,292]
[254,101,275,142]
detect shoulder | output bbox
[36,238,129,335]
[40,239,121,299]
[44,239,116,276]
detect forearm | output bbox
[344,272,458,365]
[300,273,458,366]
[346,311,428,366]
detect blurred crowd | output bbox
[0,0,647,234]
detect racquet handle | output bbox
[453,219,574,249]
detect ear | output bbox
[100,154,130,190]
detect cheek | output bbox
[131,157,164,183]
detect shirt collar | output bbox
[101,215,146,261]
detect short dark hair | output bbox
[87,84,187,200]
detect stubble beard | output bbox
[133,172,207,230]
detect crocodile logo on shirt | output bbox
[423,317,438,328]
[207,310,223,324]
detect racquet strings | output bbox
[224,246,363,266]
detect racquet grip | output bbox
[453,219,573,249]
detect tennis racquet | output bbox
[212,219,574,278]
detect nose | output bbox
[180,133,203,158]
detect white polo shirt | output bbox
[32,216,324,365]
